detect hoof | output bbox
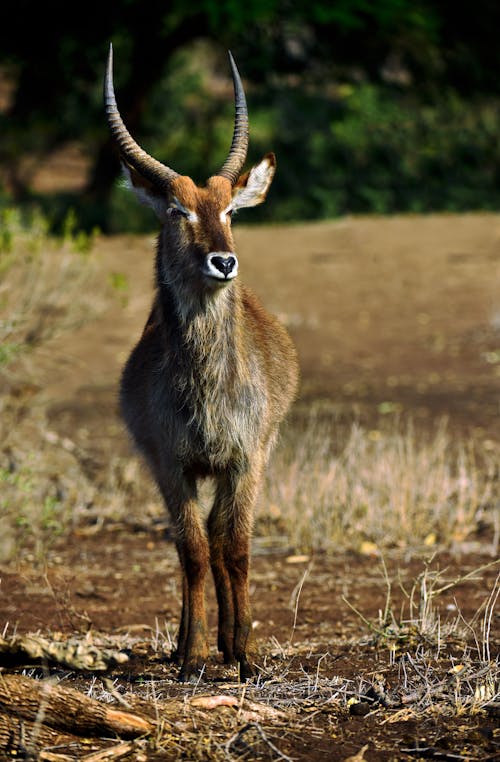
[169,649,184,665]
[239,658,257,681]
[178,662,207,683]
[218,636,235,665]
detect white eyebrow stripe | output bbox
[172,197,198,222]
[220,205,233,223]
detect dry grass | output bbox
[1,406,498,563]
[341,562,500,719]
[2,409,498,564]
[0,208,111,561]
[0,412,159,562]
[261,413,499,555]
[0,206,104,371]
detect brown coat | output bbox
[105,47,298,681]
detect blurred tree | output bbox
[1,1,500,228]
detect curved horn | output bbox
[104,44,178,190]
[217,52,249,185]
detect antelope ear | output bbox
[122,163,169,220]
[231,153,276,210]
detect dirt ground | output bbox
[1,214,499,760]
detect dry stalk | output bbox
[288,562,312,647]
[79,742,137,762]
[225,722,293,762]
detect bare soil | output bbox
[1,214,499,760]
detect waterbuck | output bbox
[104,45,298,682]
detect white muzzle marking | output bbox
[204,252,239,281]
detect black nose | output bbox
[211,255,237,277]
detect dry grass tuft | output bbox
[261,413,499,554]
[0,207,104,373]
[0,410,162,562]
[0,208,113,561]
[341,560,500,717]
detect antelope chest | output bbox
[185,376,266,468]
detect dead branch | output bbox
[0,712,140,761]
[0,711,77,755]
[0,673,152,738]
[0,633,129,671]
[188,694,289,722]
[79,741,137,761]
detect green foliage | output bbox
[61,208,97,254]
[3,2,500,226]
[263,84,500,221]
[104,79,500,229]
[0,343,22,366]
[108,270,129,307]
[109,271,129,293]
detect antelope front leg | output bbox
[160,479,210,682]
[226,527,255,680]
[176,520,210,682]
[170,553,189,665]
[209,463,262,680]
[208,506,235,665]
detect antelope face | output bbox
[128,155,276,298]
[166,175,239,289]
[105,45,276,293]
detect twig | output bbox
[103,678,132,709]
[430,558,500,598]
[399,746,470,760]
[252,723,294,762]
[341,595,387,638]
[191,663,206,695]
[225,722,293,762]
[379,556,393,627]
[288,562,312,646]
[481,572,500,663]
[80,742,136,761]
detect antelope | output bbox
[104,45,298,682]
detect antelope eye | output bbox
[168,206,187,218]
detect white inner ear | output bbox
[121,164,169,221]
[232,157,275,210]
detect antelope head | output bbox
[104,45,276,293]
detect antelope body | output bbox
[105,46,298,682]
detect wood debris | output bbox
[0,673,152,758]
[189,693,289,722]
[0,633,129,671]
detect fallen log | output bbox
[0,673,152,738]
[0,711,77,754]
[0,714,138,761]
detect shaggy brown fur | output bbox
[104,45,297,680]
[120,157,298,681]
